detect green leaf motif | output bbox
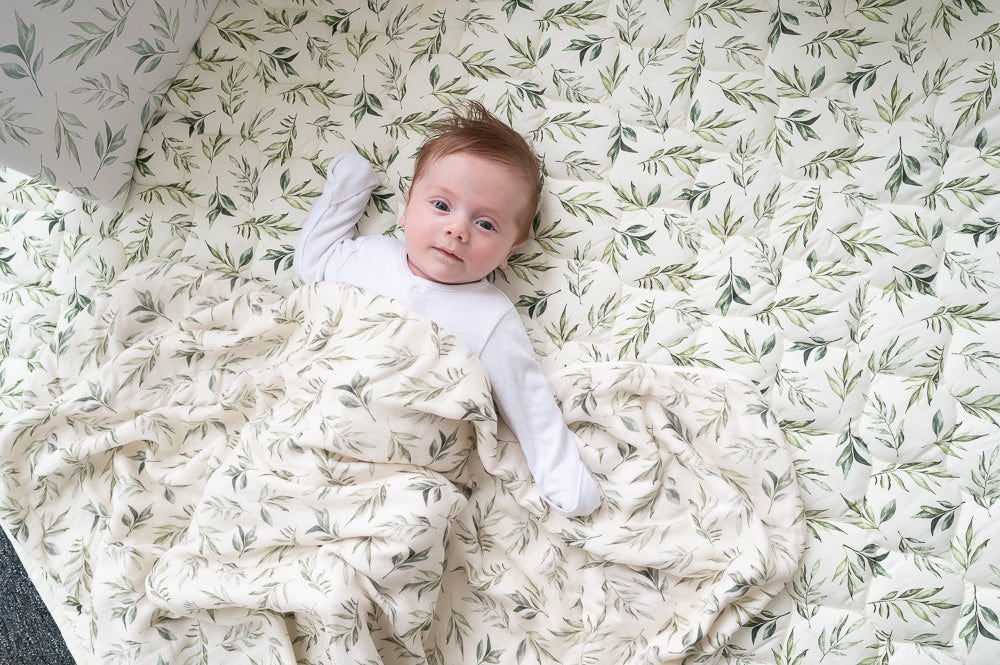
[768,2,801,48]
[715,258,752,315]
[94,122,128,175]
[960,588,1000,649]
[0,13,45,95]
[885,137,922,199]
[54,0,135,69]
[567,34,609,65]
[842,61,889,96]
[53,106,85,166]
[914,500,961,535]
[690,0,766,29]
[0,96,42,145]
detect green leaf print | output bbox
[536,1,604,30]
[54,106,85,167]
[959,588,1000,649]
[54,0,135,68]
[715,258,752,315]
[768,2,800,48]
[885,138,922,199]
[0,97,42,145]
[842,61,890,95]
[336,372,376,420]
[94,122,128,175]
[0,14,44,95]
[690,0,766,29]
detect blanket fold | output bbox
[0,261,804,665]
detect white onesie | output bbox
[294,152,601,517]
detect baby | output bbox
[293,100,601,517]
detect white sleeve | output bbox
[293,152,380,283]
[480,311,601,517]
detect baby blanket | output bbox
[0,261,803,664]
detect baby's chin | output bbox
[406,254,502,285]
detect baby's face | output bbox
[400,152,529,284]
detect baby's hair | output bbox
[413,100,542,242]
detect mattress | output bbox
[1,0,999,664]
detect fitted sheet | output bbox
[2,0,1000,664]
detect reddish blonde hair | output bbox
[412,100,542,243]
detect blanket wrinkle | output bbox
[0,261,804,665]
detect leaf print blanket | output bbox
[0,261,804,665]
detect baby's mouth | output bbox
[435,247,462,262]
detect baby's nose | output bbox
[445,221,468,240]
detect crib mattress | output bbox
[2,0,999,664]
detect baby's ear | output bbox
[399,189,412,225]
[500,242,523,268]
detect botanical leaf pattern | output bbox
[0,261,801,665]
[0,0,217,208]
[0,0,999,664]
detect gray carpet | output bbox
[0,528,75,665]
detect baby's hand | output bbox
[321,152,379,201]
[545,466,601,517]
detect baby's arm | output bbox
[293,152,380,282]
[481,313,601,517]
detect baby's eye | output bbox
[433,200,449,212]
[476,220,495,231]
